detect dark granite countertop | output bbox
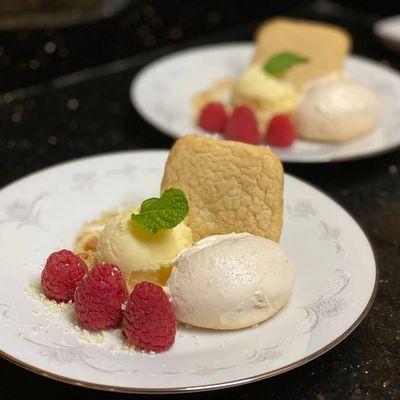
[0,1,399,399]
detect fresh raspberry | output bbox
[198,102,228,133]
[74,264,128,331]
[123,282,176,352]
[265,114,296,147]
[225,106,261,145]
[41,249,88,303]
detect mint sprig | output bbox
[263,52,309,77]
[131,188,189,234]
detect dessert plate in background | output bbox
[131,43,400,162]
[0,150,377,393]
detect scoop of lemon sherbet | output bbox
[96,207,192,288]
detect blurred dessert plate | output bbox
[131,41,400,162]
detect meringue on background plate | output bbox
[295,75,380,142]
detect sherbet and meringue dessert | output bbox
[169,233,294,330]
[194,17,380,147]
[56,137,294,352]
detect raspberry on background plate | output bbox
[225,106,261,145]
[198,102,228,133]
[265,114,296,147]
[41,249,88,303]
[75,263,128,331]
[123,282,176,352]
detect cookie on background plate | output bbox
[253,17,352,89]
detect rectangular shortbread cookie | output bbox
[161,136,284,242]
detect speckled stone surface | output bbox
[0,1,399,399]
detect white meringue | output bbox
[168,233,294,330]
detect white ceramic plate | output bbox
[0,150,377,393]
[131,43,400,163]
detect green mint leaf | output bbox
[263,52,309,76]
[131,188,189,234]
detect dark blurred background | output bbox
[1,0,400,92]
[2,0,400,182]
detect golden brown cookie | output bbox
[253,17,351,89]
[161,136,284,242]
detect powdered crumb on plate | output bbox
[33,323,45,333]
[79,329,107,344]
[26,283,74,315]
[27,281,138,353]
